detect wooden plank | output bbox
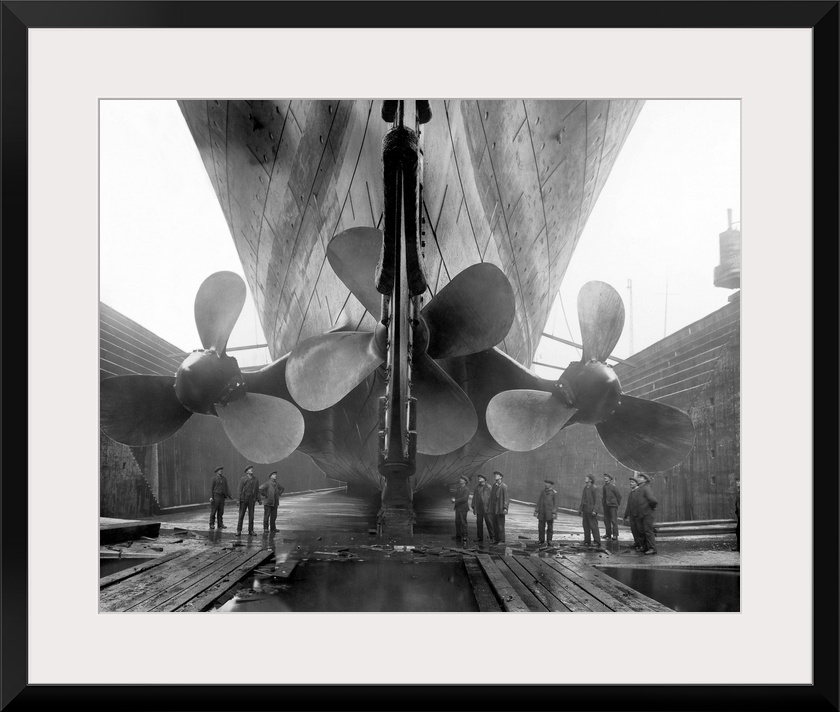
[475,554,530,612]
[273,545,308,579]
[131,549,258,612]
[513,555,599,612]
[526,558,611,612]
[100,549,237,612]
[155,548,274,612]
[99,550,188,588]
[499,555,570,612]
[539,556,646,612]
[100,521,161,545]
[494,557,549,612]
[177,549,276,612]
[463,558,502,612]
[550,556,672,612]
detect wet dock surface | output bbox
[100,490,740,612]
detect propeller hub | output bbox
[562,360,621,424]
[175,350,245,415]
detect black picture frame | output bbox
[4,2,837,710]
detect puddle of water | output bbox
[100,557,155,577]
[597,566,739,612]
[218,559,479,612]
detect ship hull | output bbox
[179,99,643,489]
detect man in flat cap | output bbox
[601,473,622,541]
[635,473,659,555]
[578,474,601,547]
[534,479,559,545]
[259,472,285,533]
[488,471,509,545]
[236,465,261,536]
[471,474,494,545]
[624,477,643,550]
[209,466,231,530]
[451,475,471,546]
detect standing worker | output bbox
[578,474,601,547]
[471,474,494,545]
[236,465,261,536]
[635,473,659,555]
[451,475,470,546]
[534,479,558,546]
[209,466,231,530]
[259,472,285,534]
[601,473,622,540]
[624,477,643,550]
[488,471,509,545]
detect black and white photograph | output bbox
[98,98,741,614]
[15,10,828,703]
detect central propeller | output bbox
[285,227,515,455]
[486,281,695,473]
[100,272,304,463]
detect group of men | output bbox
[208,466,285,535]
[580,472,658,554]
[452,471,509,546]
[451,470,660,554]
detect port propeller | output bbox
[100,271,304,463]
[486,280,695,472]
[285,228,515,454]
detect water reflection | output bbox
[597,566,740,612]
[218,559,479,612]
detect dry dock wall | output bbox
[100,303,342,519]
[481,295,740,522]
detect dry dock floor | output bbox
[100,490,740,613]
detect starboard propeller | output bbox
[100,271,304,464]
[486,280,695,472]
[284,227,515,455]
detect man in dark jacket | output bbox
[236,465,261,536]
[635,473,659,555]
[578,474,601,546]
[259,472,285,533]
[623,477,643,549]
[451,475,470,546]
[471,474,494,544]
[209,466,231,529]
[601,473,622,540]
[534,479,559,545]
[488,471,509,544]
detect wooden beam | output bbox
[99,550,188,589]
[494,557,549,611]
[475,555,530,612]
[463,558,502,612]
[497,555,568,612]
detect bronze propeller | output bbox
[486,280,695,473]
[100,272,304,464]
[285,227,516,455]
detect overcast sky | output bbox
[100,99,740,372]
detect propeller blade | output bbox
[596,394,695,472]
[326,227,384,316]
[486,389,576,451]
[285,330,384,411]
[578,281,625,362]
[216,393,304,464]
[413,353,478,455]
[194,271,247,354]
[422,263,515,359]
[100,375,191,446]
